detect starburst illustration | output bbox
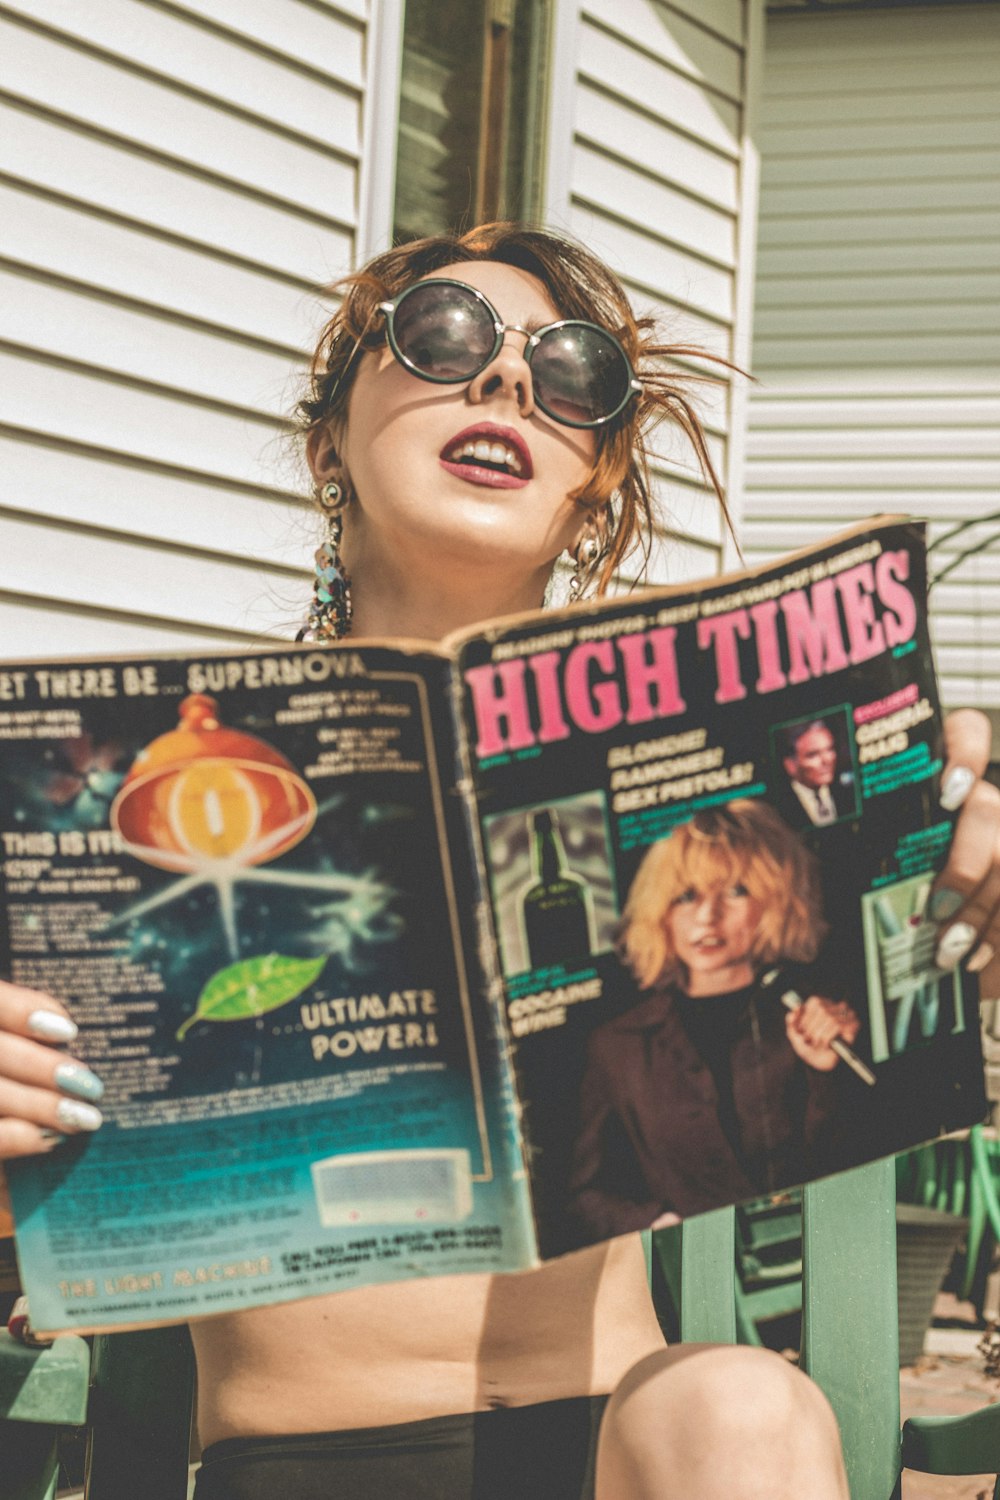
[106,793,396,961]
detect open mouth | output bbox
[445,438,524,475]
[439,425,533,488]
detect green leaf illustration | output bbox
[177,953,326,1040]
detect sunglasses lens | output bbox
[392,283,496,381]
[530,325,633,426]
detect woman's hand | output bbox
[928,710,1000,993]
[0,980,103,1161]
[785,996,861,1072]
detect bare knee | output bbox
[618,1344,837,1438]
[596,1345,848,1500]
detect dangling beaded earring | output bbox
[297,480,353,642]
[568,533,602,603]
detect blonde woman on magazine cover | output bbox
[570,800,863,1237]
[1,224,997,1500]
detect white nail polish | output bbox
[967,942,995,975]
[56,1099,103,1132]
[940,766,976,812]
[935,921,978,971]
[27,1010,78,1044]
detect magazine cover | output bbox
[1,647,533,1333]
[1,517,987,1330]
[458,517,987,1256]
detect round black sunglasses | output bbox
[376,278,642,430]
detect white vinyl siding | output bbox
[744,4,1000,710]
[547,0,764,584]
[3,0,763,644]
[0,0,374,655]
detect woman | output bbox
[0,223,996,1500]
[571,801,864,1238]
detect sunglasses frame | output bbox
[376,278,642,430]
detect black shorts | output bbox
[194,1395,609,1500]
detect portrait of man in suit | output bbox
[775,716,858,830]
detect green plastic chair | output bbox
[0,1322,195,1500]
[731,1191,804,1344]
[0,1330,90,1500]
[4,1159,1000,1499]
[656,1158,1000,1500]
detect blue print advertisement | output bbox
[2,645,532,1333]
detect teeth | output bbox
[452,438,523,474]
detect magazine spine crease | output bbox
[447,666,538,1261]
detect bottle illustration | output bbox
[520,808,595,970]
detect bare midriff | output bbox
[191,1236,665,1446]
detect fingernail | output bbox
[940,766,976,812]
[928,888,964,923]
[967,942,995,975]
[936,922,978,971]
[55,1099,103,1132]
[7,1296,29,1341]
[38,1129,68,1147]
[54,1062,104,1103]
[7,1296,50,1347]
[27,1010,78,1044]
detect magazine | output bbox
[1,516,985,1333]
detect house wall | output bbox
[743,4,1000,711]
[545,0,763,583]
[0,0,397,655]
[0,0,763,657]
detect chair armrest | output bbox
[0,1330,90,1426]
[902,1403,1000,1475]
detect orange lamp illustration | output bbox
[105,694,392,970]
[111,695,316,872]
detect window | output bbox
[392,0,551,243]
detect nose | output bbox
[694,892,724,923]
[466,327,536,418]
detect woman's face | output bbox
[667,881,764,996]
[325,260,598,586]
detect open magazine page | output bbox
[456,518,987,1259]
[2,643,533,1334]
